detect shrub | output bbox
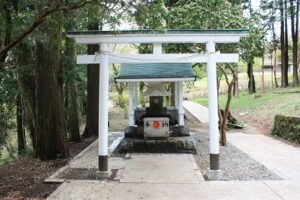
[272,115,300,143]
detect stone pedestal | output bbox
[96,170,109,179]
[115,137,196,154]
[208,169,222,180]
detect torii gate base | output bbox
[116,137,197,154]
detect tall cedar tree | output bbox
[64,13,81,143]
[82,9,100,138]
[280,0,289,87]
[290,0,300,86]
[35,12,69,160]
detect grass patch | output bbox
[193,87,300,114]
[218,92,282,111]
[193,97,208,106]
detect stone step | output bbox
[115,137,196,154]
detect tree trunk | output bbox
[280,0,287,87]
[217,64,237,146]
[17,94,26,154]
[280,0,289,87]
[290,0,299,86]
[261,57,265,93]
[82,21,100,138]
[247,62,256,93]
[16,42,37,153]
[292,38,299,86]
[0,3,12,63]
[64,16,81,143]
[274,49,279,88]
[283,0,289,87]
[235,65,239,98]
[35,12,68,160]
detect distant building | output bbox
[262,53,297,73]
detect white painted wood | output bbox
[132,82,136,109]
[153,43,162,54]
[128,83,135,126]
[174,82,179,108]
[116,77,195,83]
[99,43,109,157]
[134,82,139,108]
[77,53,239,64]
[206,41,219,155]
[178,82,184,126]
[69,34,246,44]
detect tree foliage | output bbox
[0,0,126,160]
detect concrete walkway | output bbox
[183,101,209,123]
[48,180,300,200]
[228,133,300,180]
[120,154,204,184]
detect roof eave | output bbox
[115,77,196,83]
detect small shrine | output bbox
[115,63,196,153]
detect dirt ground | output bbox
[0,107,126,200]
[230,113,300,151]
[0,136,96,200]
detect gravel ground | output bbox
[184,110,282,181]
[192,132,282,181]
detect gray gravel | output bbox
[192,132,282,181]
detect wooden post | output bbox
[178,82,184,126]
[128,82,135,126]
[153,43,162,54]
[206,41,221,180]
[97,43,109,178]
[174,82,179,108]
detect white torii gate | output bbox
[68,29,248,179]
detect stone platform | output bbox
[115,136,196,154]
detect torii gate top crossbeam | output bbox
[67,29,249,44]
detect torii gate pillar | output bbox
[97,43,109,178]
[206,41,221,180]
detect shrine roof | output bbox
[115,63,195,82]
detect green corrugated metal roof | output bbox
[115,63,195,80]
[68,29,249,35]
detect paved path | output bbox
[120,154,204,184]
[228,133,300,180]
[48,180,300,200]
[183,101,209,123]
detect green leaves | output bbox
[135,0,168,30]
[240,15,265,64]
[168,0,244,29]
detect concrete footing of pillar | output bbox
[207,169,222,180]
[96,170,110,179]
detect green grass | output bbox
[218,92,282,111]
[193,87,300,115]
[193,97,208,106]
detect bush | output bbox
[272,115,300,143]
